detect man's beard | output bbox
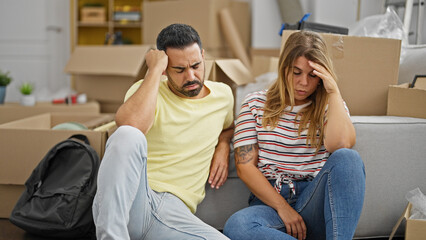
[167,73,204,98]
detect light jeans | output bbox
[93,125,229,240]
[223,148,366,240]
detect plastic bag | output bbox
[405,187,426,220]
[350,7,426,84]
[350,7,408,46]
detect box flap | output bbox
[393,83,411,88]
[64,45,152,77]
[215,59,255,86]
[205,60,214,80]
[0,114,51,129]
[413,76,426,90]
[389,203,410,239]
[0,101,100,125]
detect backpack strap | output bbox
[69,134,90,145]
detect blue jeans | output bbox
[223,148,365,240]
[92,126,228,240]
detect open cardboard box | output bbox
[205,59,255,115]
[389,203,426,240]
[0,113,117,218]
[65,44,253,116]
[0,101,100,124]
[143,0,250,58]
[281,31,401,116]
[64,45,153,113]
[387,76,426,119]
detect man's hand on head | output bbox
[145,49,168,75]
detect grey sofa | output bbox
[196,115,426,239]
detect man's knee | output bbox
[107,125,147,152]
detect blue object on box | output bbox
[279,12,348,36]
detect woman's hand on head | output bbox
[308,61,339,95]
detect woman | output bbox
[223,31,365,240]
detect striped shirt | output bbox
[234,90,347,194]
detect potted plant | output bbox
[19,82,36,106]
[0,69,12,104]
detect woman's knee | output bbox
[223,212,245,236]
[329,148,364,168]
[327,148,365,178]
[224,209,255,239]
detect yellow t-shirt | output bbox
[124,77,234,213]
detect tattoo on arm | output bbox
[235,144,258,165]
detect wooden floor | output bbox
[0,218,44,240]
[0,219,91,240]
[0,218,404,240]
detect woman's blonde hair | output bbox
[262,31,337,152]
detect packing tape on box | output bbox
[330,35,344,60]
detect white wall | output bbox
[251,0,283,48]
[0,0,71,102]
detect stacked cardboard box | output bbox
[387,76,426,119]
[0,101,100,124]
[65,45,152,113]
[81,7,106,23]
[143,0,250,59]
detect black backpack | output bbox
[10,134,100,239]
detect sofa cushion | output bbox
[351,116,426,238]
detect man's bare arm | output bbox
[209,125,234,189]
[115,50,168,134]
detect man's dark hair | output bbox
[156,23,202,52]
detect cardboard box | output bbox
[64,45,152,113]
[250,48,280,59]
[0,101,100,124]
[251,55,279,78]
[0,113,116,218]
[64,45,253,114]
[0,184,25,218]
[205,59,255,115]
[81,7,106,23]
[387,83,426,119]
[281,31,401,116]
[389,203,426,240]
[0,113,116,184]
[143,0,250,57]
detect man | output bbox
[92,23,234,239]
